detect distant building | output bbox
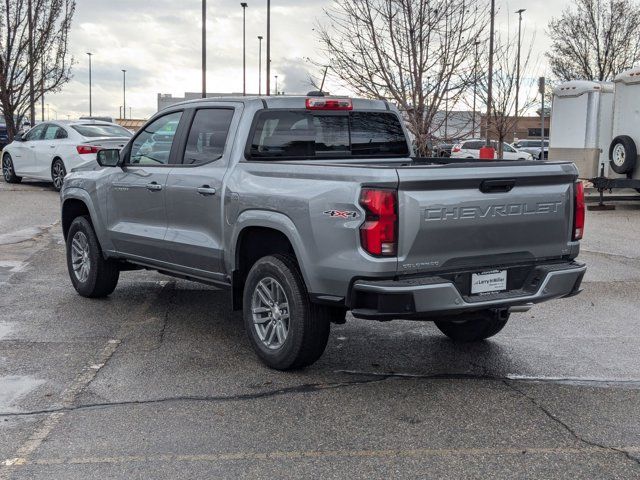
[115,118,147,132]
[480,115,551,143]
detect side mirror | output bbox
[96,149,121,167]
[14,133,24,142]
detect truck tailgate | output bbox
[396,162,579,275]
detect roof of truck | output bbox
[171,95,394,112]
[553,80,614,97]
[614,68,640,85]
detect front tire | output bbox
[66,216,120,298]
[51,158,66,191]
[435,309,510,342]
[243,254,331,370]
[2,153,22,183]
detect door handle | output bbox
[480,179,516,193]
[146,182,163,192]
[197,186,217,196]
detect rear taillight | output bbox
[306,97,353,110]
[452,145,461,153]
[76,145,101,155]
[359,189,397,256]
[573,181,585,241]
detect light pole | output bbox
[86,52,93,117]
[274,75,278,95]
[202,0,207,98]
[266,0,271,96]
[485,0,496,154]
[473,40,480,138]
[28,0,35,126]
[122,69,126,120]
[241,3,248,96]
[515,8,526,140]
[258,36,263,95]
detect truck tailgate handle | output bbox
[480,179,516,193]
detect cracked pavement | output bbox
[1,179,640,479]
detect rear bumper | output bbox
[349,261,586,320]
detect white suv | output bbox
[451,139,534,160]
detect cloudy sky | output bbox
[47,0,572,120]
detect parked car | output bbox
[451,139,534,160]
[0,124,8,151]
[60,95,586,370]
[2,120,132,190]
[433,143,453,157]
[514,139,549,160]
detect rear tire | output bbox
[243,254,331,370]
[435,309,510,342]
[2,153,22,183]
[66,216,120,298]
[609,136,637,175]
[51,158,66,191]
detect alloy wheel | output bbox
[612,144,626,167]
[2,157,12,182]
[52,161,66,190]
[71,231,91,283]
[251,277,290,350]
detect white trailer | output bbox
[549,80,615,179]
[609,68,640,180]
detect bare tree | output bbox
[546,0,640,82]
[471,31,538,157]
[316,0,489,155]
[0,0,75,139]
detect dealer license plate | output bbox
[471,270,507,295]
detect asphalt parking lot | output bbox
[1,179,640,479]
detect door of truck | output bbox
[163,105,240,282]
[106,110,183,264]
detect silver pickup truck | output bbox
[60,95,586,370]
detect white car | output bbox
[450,139,534,160]
[2,121,132,190]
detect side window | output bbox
[183,109,234,165]
[25,124,47,141]
[129,111,182,165]
[44,125,66,140]
[503,143,516,153]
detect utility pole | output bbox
[122,70,127,120]
[258,36,263,95]
[87,52,93,117]
[274,75,278,95]
[485,0,496,153]
[473,40,480,137]
[28,0,35,125]
[241,3,248,96]
[266,0,271,96]
[539,76,546,159]
[41,53,45,122]
[202,0,207,98]
[515,9,526,140]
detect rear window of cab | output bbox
[247,110,409,160]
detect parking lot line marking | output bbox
[17,445,640,467]
[0,294,158,479]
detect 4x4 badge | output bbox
[323,210,358,219]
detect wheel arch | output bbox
[61,189,110,252]
[229,211,312,310]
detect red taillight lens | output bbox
[76,145,101,155]
[359,189,398,256]
[306,97,353,110]
[573,181,585,241]
[452,145,461,153]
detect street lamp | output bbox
[515,8,526,140]
[258,35,263,95]
[241,3,248,96]
[86,52,93,117]
[274,75,278,95]
[202,0,207,98]
[473,40,481,137]
[483,0,496,158]
[266,0,271,96]
[122,69,126,120]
